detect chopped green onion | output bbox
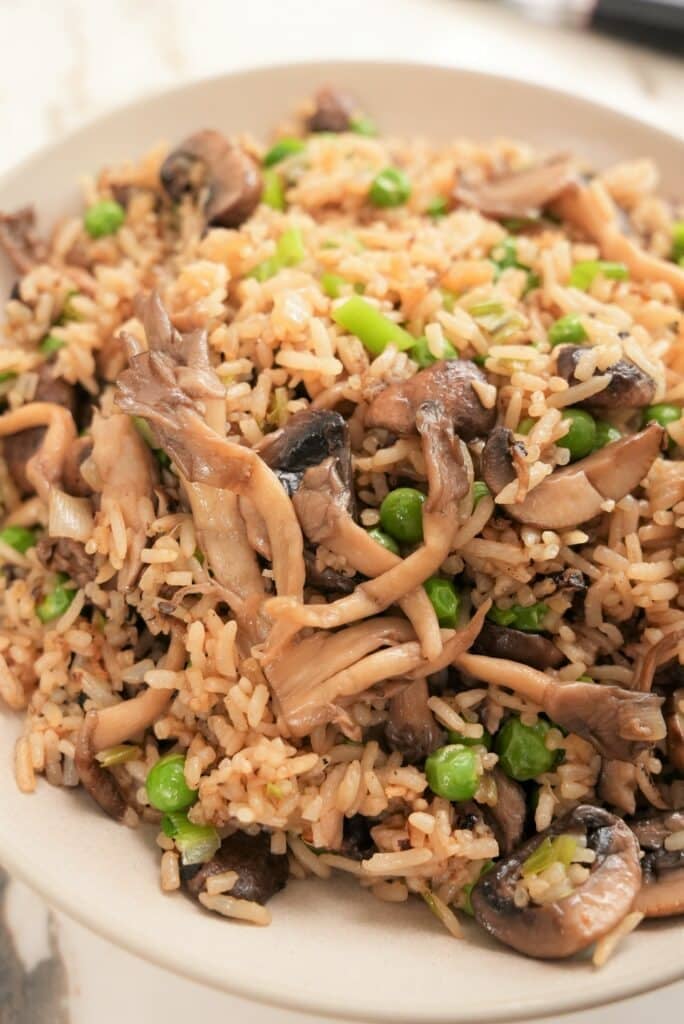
[36,575,76,623]
[40,334,66,355]
[161,810,220,866]
[488,602,549,632]
[490,238,539,292]
[266,386,289,428]
[440,288,457,313]
[470,301,506,319]
[369,167,411,208]
[321,272,347,299]
[548,313,587,347]
[96,744,141,768]
[461,860,495,916]
[472,481,490,506]
[409,335,458,368]
[426,196,448,218]
[349,115,376,137]
[569,260,629,291]
[522,834,578,877]
[332,295,414,355]
[265,781,283,800]
[84,199,125,238]
[249,227,306,282]
[263,137,305,167]
[670,221,684,263]
[261,168,285,210]
[0,525,37,553]
[57,290,82,325]
[472,354,487,367]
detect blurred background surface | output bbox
[0,1,682,1022]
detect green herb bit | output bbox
[57,290,82,324]
[0,371,17,383]
[265,782,283,800]
[261,168,286,210]
[488,602,549,632]
[332,295,414,355]
[249,227,306,282]
[522,834,578,877]
[409,335,458,368]
[162,810,220,866]
[349,115,377,137]
[36,576,77,623]
[263,137,306,166]
[321,272,347,299]
[670,221,684,263]
[0,525,37,553]
[569,260,629,291]
[40,334,66,355]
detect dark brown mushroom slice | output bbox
[365,360,496,441]
[384,678,445,765]
[631,811,684,918]
[0,206,47,274]
[306,86,357,133]
[160,130,262,228]
[183,830,288,905]
[472,621,564,672]
[488,768,526,856]
[341,814,377,861]
[471,805,641,959]
[665,688,684,774]
[303,548,358,595]
[455,154,577,221]
[3,364,77,495]
[35,536,96,589]
[261,408,354,511]
[74,710,129,823]
[556,346,656,409]
[480,426,518,495]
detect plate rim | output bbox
[0,57,683,1023]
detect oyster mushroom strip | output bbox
[264,402,471,635]
[273,601,490,738]
[471,805,642,959]
[554,179,684,299]
[159,129,262,228]
[481,422,664,530]
[384,678,445,765]
[75,632,186,821]
[634,626,684,692]
[115,325,305,607]
[452,652,665,761]
[454,153,577,221]
[631,812,684,918]
[0,402,76,503]
[83,411,157,591]
[281,458,442,661]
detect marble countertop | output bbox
[1,1,683,1022]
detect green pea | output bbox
[548,313,587,347]
[409,335,458,368]
[447,728,492,751]
[263,138,305,166]
[146,753,197,813]
[425,744,480,801]
[0,525,37,553]
[424,577,460,628]
[569,260,629,291]
[495,717,556,781]
[369,167,411,208]
[472,481,490,506]
[349,116,377,137]
[426,196,448,218]
[558,408,597,461]
[261,168,285,210]
[488,602,549,632]
[84,199,125,239]
[40,334,66,355]
[670,221,684,263]
[593,420,621,449]
[642,403,682,431]
[379,487,425,544]
[517,417,535,435]
[367,527,400,556]
[36,574,76,623]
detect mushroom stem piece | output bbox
[0,402,76,502]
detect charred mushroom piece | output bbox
[455,154,577,221]
[183,830,289,905]
[75,711,131,824]
[556,346,656,409]
[488,768,526,856]
[384,678,445,764]
[472,621,564,672]
[306,86,356,133]
[471,805,641,959]
[484,423,664,530]
[0,206,48,274]
[160,130,262,228]
[365,360,496,440]
[261,408,353,509]
[480,426,518,495]
[631,812,684,918]
[341,814,377,861]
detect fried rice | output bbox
[1,84,683,961]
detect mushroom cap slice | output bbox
[501,424,664,529]
[631,812,684,918]
[455,154,577,221]
[556,346,656,409]
[471,805,642,959]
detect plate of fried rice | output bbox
[0,60,683,1022]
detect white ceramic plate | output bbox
[0,61,683,1024]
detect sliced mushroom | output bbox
[598,759,638,816]
[74,711,131,824]
[666,688,684,774]
[160,130,262,228]
[556,346,656,409]
[365,360,496,440]
[454,652,666,761]
[631,811,684,918]
[183,830,289,905]
[472,805,641,959]
[455,154,577,221]
[472,621,564,671]
[341,814,376,861]
[35,536,96,588]
[0,206,47,274]
[486,424,664,530]
[480,426,518,495]
[384,678,445,764]
[306,86,357,133]
[488,768,526,856]
[261,408,353,510]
